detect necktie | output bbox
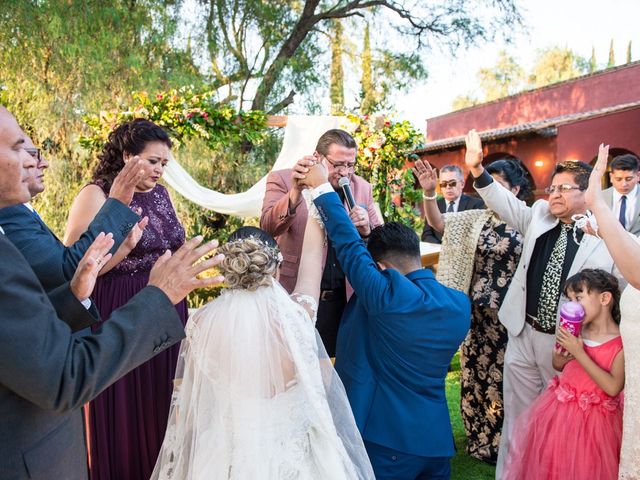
[536,223,571,332]
[447,201,455,213]
[619,195,627,229]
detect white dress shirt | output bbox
[612,185,638,230]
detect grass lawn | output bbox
[446,353,496,480]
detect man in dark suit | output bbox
[261,129,381,356]
[303,162,470,480]
[0,133,142,292]
[0,105,225,480]
[421,164,484,243]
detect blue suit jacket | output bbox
[314,191,471,458]
[0,199,139,292]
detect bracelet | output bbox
[422,192,437,201]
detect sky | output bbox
[393,0,640,132]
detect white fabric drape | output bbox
[163,115,345,218]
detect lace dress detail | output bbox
[291,292,319,324]
[619,284,640,480]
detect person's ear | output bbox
[511,185,521,196]
[600,291,612,306]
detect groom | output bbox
[303,163,470,479]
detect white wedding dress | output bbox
[619,284,640,479]
[151,278,374,480]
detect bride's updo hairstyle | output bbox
[218,226,282,291]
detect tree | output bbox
[477,50,525,101]
[360,23,376,114]
[195,0,523,113]
[590,46,597,72]
[451,94,479,110]
[528,47,589,88]
[329,20,345,114]
[608,39,616,67]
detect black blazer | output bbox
[421,194,485,244]
[0,198,139,292]
[0,234,185,479]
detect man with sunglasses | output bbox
[0,132,141,293]
[261,128,381,357]
[421,165,484,244]
[464,130,617,479]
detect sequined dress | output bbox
[87,183,187,480]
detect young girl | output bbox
[505,268,624,480]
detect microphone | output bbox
[338,176,356,211]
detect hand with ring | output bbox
[349,205,371,237]
[70,233,115,302]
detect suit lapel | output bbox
[568,234,602,276]
[631,185,640,232]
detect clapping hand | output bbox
[70,233,115,302]
[109,156,145,206]
[412,159,438,195]
[148,236,225,305]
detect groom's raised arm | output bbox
[312,187,391,315]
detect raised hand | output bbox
[148,236,225,304]
[349,205,371,237]
[70,232,115,302]
[412,159,438,195]
[109,156,145,206]
[301,159,329,189]
[289,155,317,208]
[464,129,484,173]
[585,143,609,209]
[124,216,149,250]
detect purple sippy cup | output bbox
[555,301,585,352]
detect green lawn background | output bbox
[447,353,496,480]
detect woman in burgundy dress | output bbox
[65,119,187,480]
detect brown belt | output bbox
[525,314,555,335]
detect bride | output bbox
[584,144,640,479]
[151,209,374,479]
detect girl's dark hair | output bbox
[92,118,172,192]
[563,269,621,324]
[485,159,532,202]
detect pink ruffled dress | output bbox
[504,336,623,480]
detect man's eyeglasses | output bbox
[24,147,43,163]
[544,184,583,195]
[326,157,356,172]
[439,180,459,188]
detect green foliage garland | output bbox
[80,86,267,151]
[346,114,425,231]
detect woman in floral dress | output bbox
[414,157,530,463]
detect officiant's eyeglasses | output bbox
[25,147,43,163]
[439,180,459,188]
[326,157,356,172]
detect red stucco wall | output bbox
[425,62,640,141]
